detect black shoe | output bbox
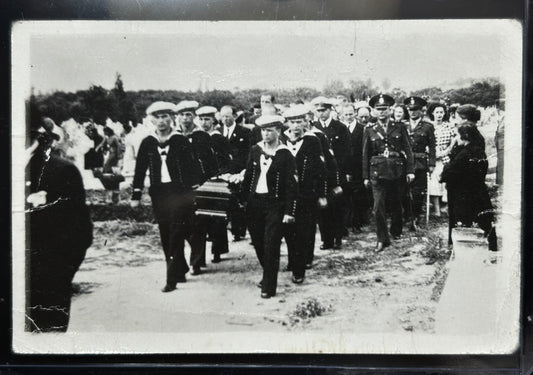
[305,263,313,270]
[257,280,263,288]
[333,239,342,249]
[212,254,221,263]
[320,243,333,250]
[292,276,304,284]
[375,241,390,253]
[409,221,417,232]
[261,292,271,299]
[392,234,401,240]
[233,235,242,242]
[161,284,176,293]
[352,226,362,234]
[176,275,187,283]
[191,267,202,276]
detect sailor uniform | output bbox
[132,132,201,288]
[241,141,298,296]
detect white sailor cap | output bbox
[282,105,309,120]
[311,96,334,110]
[196,106,217,117]
[175,100,199,114]
[255,114,285,128]
[146,101,176,115]
[354,100,371,111]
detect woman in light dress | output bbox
[427,103,456,216]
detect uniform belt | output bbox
[374,151,400,158]
[413,152,427,158]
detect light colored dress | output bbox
[429,121,455,199]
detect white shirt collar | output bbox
[321,117,332,128]
[224,123,236,138]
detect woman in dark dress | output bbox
[441,107,497,251]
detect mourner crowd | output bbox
[25,92,500,332]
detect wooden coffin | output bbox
[194,179,232,217]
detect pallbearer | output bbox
[282,105,327,282]
[403,96,436,229]
[131,101,201,292]
[189,106,232,275]
[220,105,251,242]
[241,115,298,299]
[362,94,414,252]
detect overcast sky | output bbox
[24,20,519,94]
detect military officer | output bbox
[312,97,352,249]
[403,96,436,229]
[282,105,327,281]
[363,94,415,252]
[220,105,251,242]
[241,115,298,299]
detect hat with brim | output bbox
[369,94,395,109]
[282,105,308,120]
[146,101,176,116]
[255,115,285,128]
[311,96,333,110]
[196,106,217,118]
[175,100,199,114]
[404,96,427,110]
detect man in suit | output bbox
[403,96,436,229]
[340,102,370,233]
[362,94,415,252]
[220,105,251,242]
[312,97,352,249]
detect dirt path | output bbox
[69,219,450,334]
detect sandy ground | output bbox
[69,217,451,334]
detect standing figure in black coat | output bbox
[189,106,232,274]
[241,115,298,299]
[340,102,372,233]
[363,94,415,252]
[441,106,497,251]
[25,105,92,332]
[131,102,201,292]
[403,97,436,229]
[282,105,327,282]
[312,97,352,249]
[220,105,252,242]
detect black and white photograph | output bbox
[12,20,522,354]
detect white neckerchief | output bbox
[255,154,272,194]
[158,145,171,183]
[149,130,179,184]
[224,123,236,139]
[286,138,304,157]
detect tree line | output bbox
[30,73,504,127]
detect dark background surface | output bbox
[0,0,528,373]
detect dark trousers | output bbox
[284,200,318,278]
[345,183,371,229]
[26,249,75,332]
[371,178,404,243]
[229,190,247,238]
[189,216,229,268]
[318,194,344,246]
[246,195,284,296]
[411,170,428,219]
[151,187,194,287]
